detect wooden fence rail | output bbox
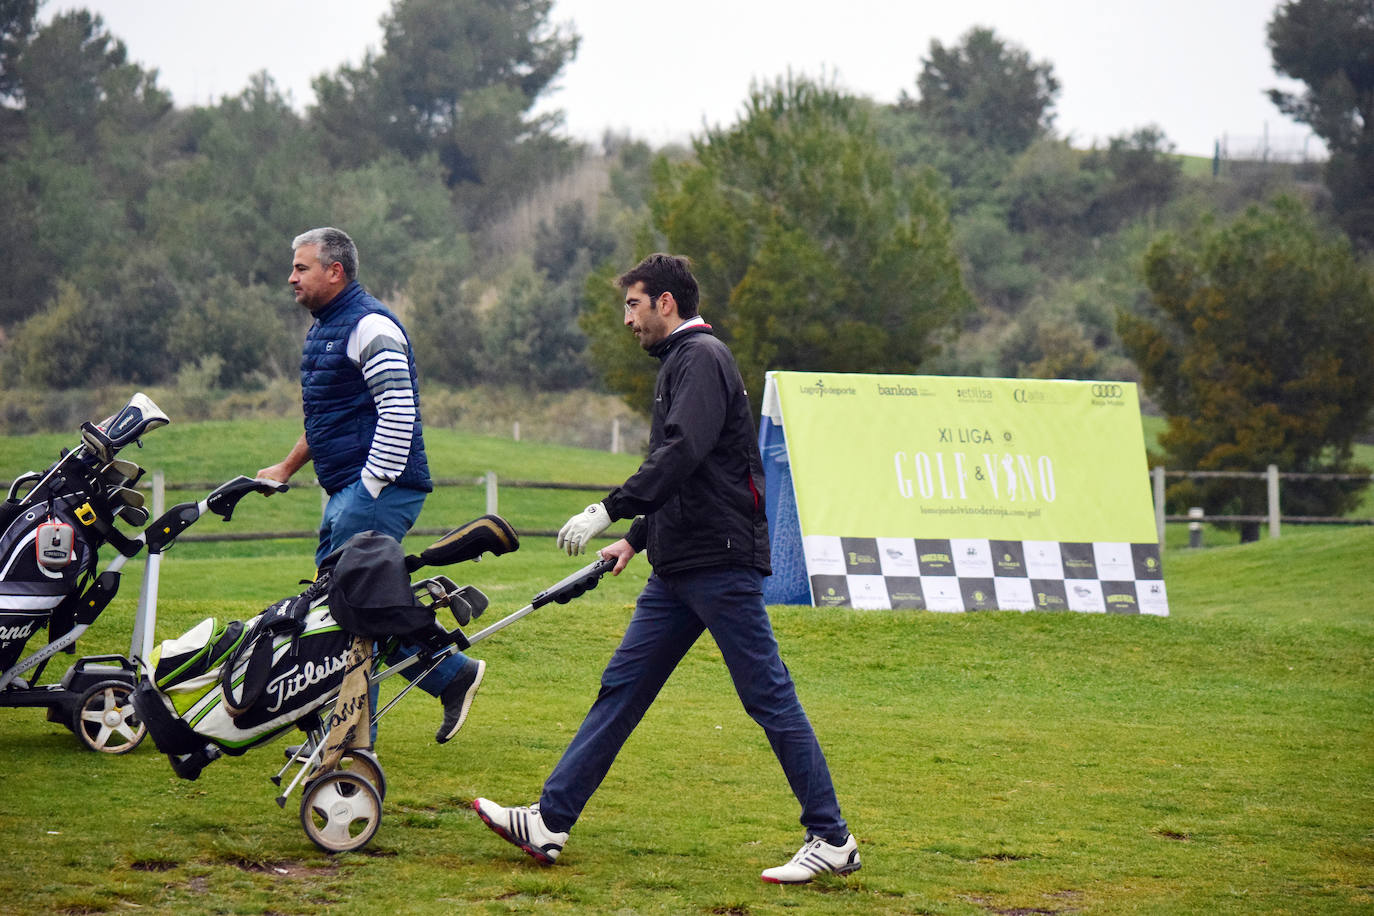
[10,466,1372,547]
[140,471,619,543]
[1150,465,1374,546]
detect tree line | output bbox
[1,0,1371,526]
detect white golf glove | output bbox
[558,502,611,555]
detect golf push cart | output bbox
[133,514,617,853]
[0,392,285,754]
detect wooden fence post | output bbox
[1267,464,1281,539]
[151,469,165,518]
[485,471,498,516]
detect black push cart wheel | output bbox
[300,771,382,853]
[71,679,146,754]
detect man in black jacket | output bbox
[473,254,859,884]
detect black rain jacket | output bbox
[601,324,771,576]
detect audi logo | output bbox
[1091,384,1123,398]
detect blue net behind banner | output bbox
[759,412,809,605]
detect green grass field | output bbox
[0,422,1370,914]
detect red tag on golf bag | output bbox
[36,519,75,570]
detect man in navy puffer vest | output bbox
[258,227,484,745]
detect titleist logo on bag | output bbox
[264,650,350,713]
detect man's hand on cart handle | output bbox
[598,539,636,575]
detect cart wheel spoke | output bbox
[72,680,146,754]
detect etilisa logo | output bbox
[956,385,994,402]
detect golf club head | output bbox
[101,458,145,487]
[411,575,487,625]
[80,425,115,463]
[449,584,488,623]
[102,392,170,450]
[117,504,150,527]
[407,515,519,570]
[107,485,145,510]
[413,575,453,606]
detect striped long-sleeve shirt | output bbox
[347,312,418,497]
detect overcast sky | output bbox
[58,0,1320,160]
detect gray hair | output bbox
[292,227,358,282]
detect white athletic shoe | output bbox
[472,798,568,865]
[760,833,862,884]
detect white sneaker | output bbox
[760,833,861,884]
[472,798,568,865]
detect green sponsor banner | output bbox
[772,372,1156,543]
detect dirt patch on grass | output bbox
[979,851,1036,861]
[963,891,1085,915]
[233,860,341,878]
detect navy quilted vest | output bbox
[300,282,432,494]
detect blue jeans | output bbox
[538,566,848,843]
[316,480,472,701]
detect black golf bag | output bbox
[0,394,165,677]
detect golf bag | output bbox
[0,394,165,675]
[2,393,290,755]
[133,583,356,777]
[0,495,106,673]
[133,516,519,780]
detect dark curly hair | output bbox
[615,253,700,318]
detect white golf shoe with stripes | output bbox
[472,798,568,865]
[760,833,862,884]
